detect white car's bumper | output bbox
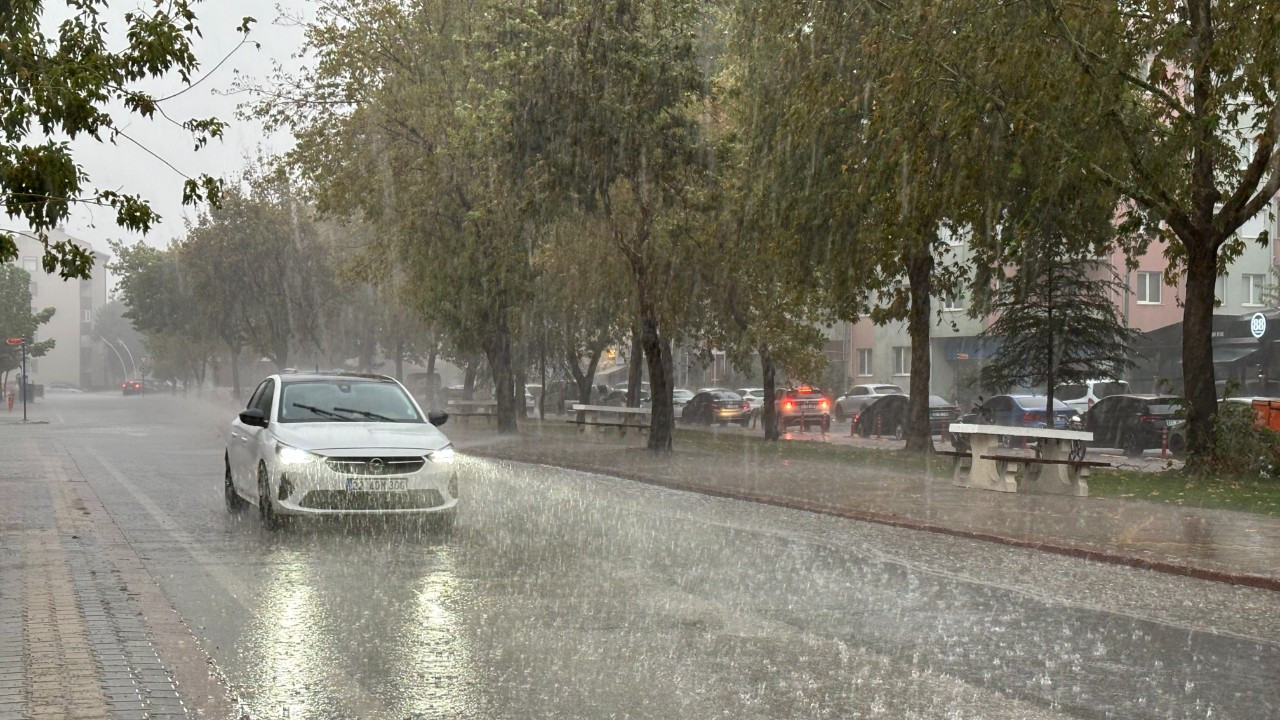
[269,452,459,516]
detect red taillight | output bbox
[742,403,749,411]
[783,400,795,411]
[819,399,830,411]
[122,383,126,388]
[798,385,812,393]
[1022,412,1038,422]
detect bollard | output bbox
[876,414,882,438]
[1161,425,1168,460]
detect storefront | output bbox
[1131,309,1279,396]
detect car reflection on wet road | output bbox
[36,394,1280,718]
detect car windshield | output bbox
[279,381,422,423]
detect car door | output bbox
[235,379,275,495]
[228,381,266,491]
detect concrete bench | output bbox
[948,423,1099,496]
[570,404,651,437]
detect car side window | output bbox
[253,379,276,419]
[246,381,268,410]
[853,387,866,396]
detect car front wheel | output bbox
[257,463,286,531]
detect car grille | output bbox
[324,456,426,475]
[300,490,445,511]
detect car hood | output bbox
[271,422,450,454]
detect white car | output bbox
[833,383,904,421]
[1056,379,1132,414]
[736,388,767,412]
[225,373,459,530]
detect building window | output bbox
[22,257,38,273]
[892,346,911,376]
[1136,271,1161,304]
[942,291,965,311]
[82,309,93,323]
[1242,274,1265,306]
[1215,275,1228,306]
[856,348,872,377]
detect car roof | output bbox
[277,372,397,384]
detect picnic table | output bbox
[945,423,1107,496]
[569,404,651,436]
[445,399,499,423]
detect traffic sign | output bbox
[1251,312,1267,339]
[5,337,22,346]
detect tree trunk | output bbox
[905,250,935,452]
[760,341,779,441]
[568,344,603,419]
[394,339,405,381]
[425,343,438,407]
[640,310,674,452]
[230,348,242,398]
[463,361,477,399]
[1182,239,1220,463]
[483,330,518,434]
[626,323,643,407]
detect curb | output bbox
[464,446,1280,593]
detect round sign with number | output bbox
[1251,312,1267,339]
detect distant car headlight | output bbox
[277,444,320,466]
[429,446,456,464]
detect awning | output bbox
[1213,345,1259,365]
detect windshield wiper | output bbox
[291,403,353,420]
[333,406,395,422]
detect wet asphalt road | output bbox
[32,392,1280,719]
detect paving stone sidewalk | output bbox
[450,422,1280,591]
[0,435,232,720]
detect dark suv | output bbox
[776,385,832,432]
[1083,394,1182,458]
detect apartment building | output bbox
[840,199,1280,402]
[12,229,112,389]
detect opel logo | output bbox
[368,458,384,474]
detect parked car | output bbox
[224,372,459,530]
[833,383,904,422]
[951,394,1082,452]
[1083,394,1183,458]
[852,394,958,439]
[736,388,767,413]
[122,379,146,396]
[46,382,84,393]
[672,388,694,418]
[602,388,649,407]
[681,389,752,426]
[777,385,832,432]
[1164,396,1273,456]
[1056,379,1132,414]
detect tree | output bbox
[0,265,55,388]
[247,0,534,433]
[977,243,1139,411]
[2,2,253,278]
[497,0,713,451]
[918,0,1280,464]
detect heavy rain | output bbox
[3,1,1280,719]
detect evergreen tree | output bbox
[977,244,1138,414]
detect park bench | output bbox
[445,399,499,424]
[947,423,1106,496]
[569,404,651,437]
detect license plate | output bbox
[346,477,408,492]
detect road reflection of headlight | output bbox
[429,446,456,464]
[277,445,319,465]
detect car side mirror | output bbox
[428,410,449,427]
[239,408,267,428]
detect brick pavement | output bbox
[0,435,232,720]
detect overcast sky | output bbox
[55,1,309,252]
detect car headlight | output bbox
[276,444,320,466]
[429,446,456,464]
